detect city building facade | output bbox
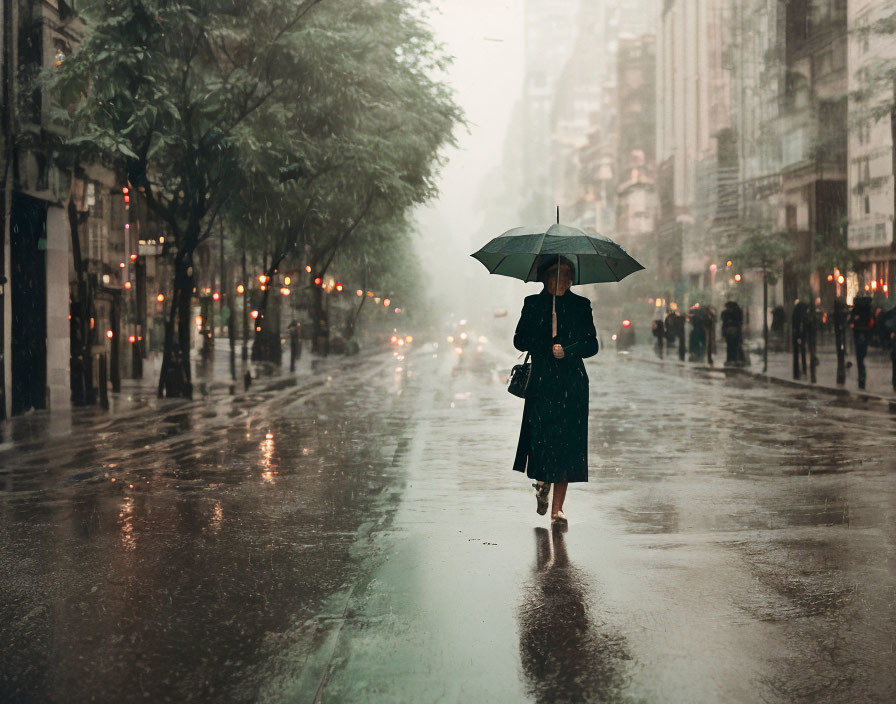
[848,0,896,297]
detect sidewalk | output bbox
[758,348,895,399]
[633,343,896,412]
[0,340,314,448]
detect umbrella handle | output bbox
[552,251,559,337]
[552,295,557,338]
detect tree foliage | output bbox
[730,224,794,285]
[50,0,462,387]
[851,9,896,124]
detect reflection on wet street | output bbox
[1,344,895,703]
[0,357,414,703]
[519,527,629,703]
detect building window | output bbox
[864,196,870,215]
[857,14,870,54]
[786,204,798,231]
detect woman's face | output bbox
[545,264,573,296]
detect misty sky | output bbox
[415,0,526,319]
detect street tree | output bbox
[730,225,794,372]
[332,212,423,341]
[230,0,461,357]
[50,0,324,397]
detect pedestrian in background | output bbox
[849,296,875,390]
[879,305,896,391]
[663,310,676,356]
[651,316,665,359]
[792,300,810,379]
[771,305,786,348]
[665,309,686,361]
[687,305,707,362]
[513,257,599,525]
[721,301,743,367]
[705,305,717,366]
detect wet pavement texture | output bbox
[2,342,895,703]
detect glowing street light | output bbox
[156,293,165,302]
[236,284,245,294]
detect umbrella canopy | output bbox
[470,224,644,285]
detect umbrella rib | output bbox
[586,235,605,257]
[584,236,610,280]
[605,256,621,281]
[587,235,625,280]
[529,231,549,281]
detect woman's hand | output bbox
[552,343,565,359]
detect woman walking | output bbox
[512,257,599,524]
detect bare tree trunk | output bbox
[834,298,846,385]
[241,239,248,361]
[762,272,769,373]
[311,284,328,356]
[158,252,194,398]
[68,198,94,405]
[345,292,366,339]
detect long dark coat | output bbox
[512,289,599,483]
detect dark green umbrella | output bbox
[471,223,644,285]
[471,220,644,336]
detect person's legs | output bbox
[855,332,868,389]
[891,339,896,391]
[533,481,551,515]
[551,482,568,519]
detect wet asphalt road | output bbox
[1,342,895,703]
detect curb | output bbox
[629,353,896,414]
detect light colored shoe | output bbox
[551,509,568,524]
[533,482,550,515]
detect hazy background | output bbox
[415,0,532,333]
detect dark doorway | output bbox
[11,194,47,415]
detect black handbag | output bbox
[508,352,532,398]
